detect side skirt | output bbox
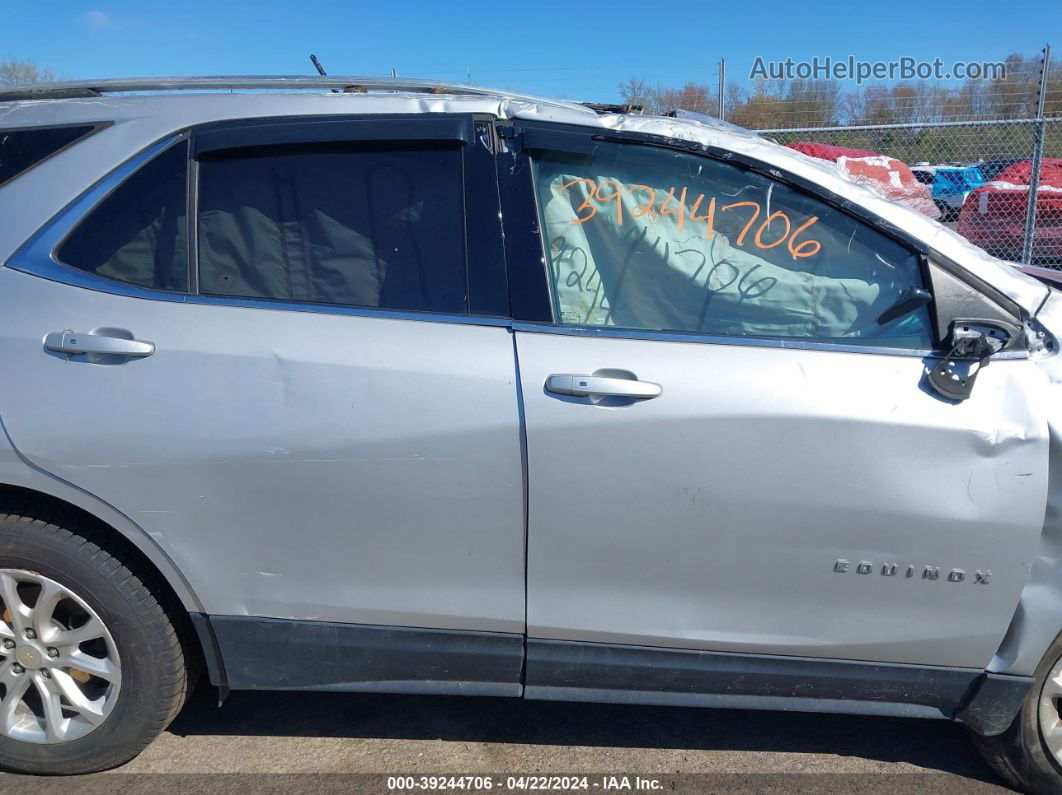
[196,616,1032,731]
[206,615,524,697]
[523,639,1032,727]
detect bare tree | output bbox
[784,80,841,127]
[1046,57,1062,117]
[728,78,787,129]
[617,77,660,114]
[982,53,1038,118]
[724,82,745,115]
[657,82,716,115]
[0,59,59,85]
[625,49,1057,131]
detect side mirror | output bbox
[927,321,1010,401]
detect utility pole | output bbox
[1022,43,1051,264]
[718,58,726,120]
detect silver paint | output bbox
[516,329,1048,668]
[1,85,1061,677]
[0,268,525,632]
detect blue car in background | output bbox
[911,164,986,221]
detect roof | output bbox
[0,75,610,139]
[0,75,591,109]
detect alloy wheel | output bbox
[0,569,121,743]
[1039,653,1062,766]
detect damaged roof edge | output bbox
[591,112,1053,315]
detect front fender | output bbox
[990,290,1062,676]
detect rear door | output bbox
[0,116,526,676]
[500,121,1048,672]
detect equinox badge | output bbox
[834,559,991,584]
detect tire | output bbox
[971,634,1062,794]
[0,507,192,774]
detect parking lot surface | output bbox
[1,687,1014,793]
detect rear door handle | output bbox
[546,374,662,399]
[45,331,155,358]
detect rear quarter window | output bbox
[0,124,99,188]
[55,140,189,292]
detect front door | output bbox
[509,126,1048,670]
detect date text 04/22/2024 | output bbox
[386,775,665,791]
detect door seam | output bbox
[511,329,530,691]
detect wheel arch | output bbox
[0,477,205,615]
[988,505,1062,678]
[0,476,227,684]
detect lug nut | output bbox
[47,648,58,658]
[2,639,13,650]
[24,629,36,640]
[40,669,51,679]
[11,663,24,674]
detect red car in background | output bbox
[785,142,940,220]
[957,158,1062,263]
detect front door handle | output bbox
[45,331,155,358]
[546,374,662,399]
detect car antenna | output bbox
[310,54,340,93]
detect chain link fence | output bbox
[745,50,1061,267]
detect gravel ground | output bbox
[0,686,1017,793]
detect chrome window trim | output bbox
[186,295,511,326]
[4,264,511,327]
[5,133,185,294]
[511,320,1029,360]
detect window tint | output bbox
[531,141,932,348]
[0,125,96,187]
[196,143,467,314]
[57,141,189,292]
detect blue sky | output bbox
[4,1,1058,101]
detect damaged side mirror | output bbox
[927,321,1011,402]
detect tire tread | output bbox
[0,497,194,773]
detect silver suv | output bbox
[0,77,1061,792]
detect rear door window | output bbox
[195,142,468,314]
